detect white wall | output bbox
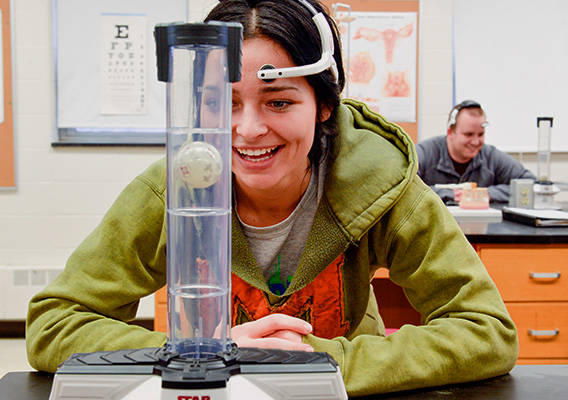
[419,0,568,202]
[0,0,217,320]
[1,0,568,320]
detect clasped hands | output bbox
[231,313,314,352]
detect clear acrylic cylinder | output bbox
[160,23,236,359]
[536,117,553,183]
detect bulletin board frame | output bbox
[0,0,14,189]
[53,0,188,147]
[322,0,419,142]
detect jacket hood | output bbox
[325,99,418,241]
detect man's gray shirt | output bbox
[415,136,536,203]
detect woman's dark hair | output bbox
[205,0,346,166]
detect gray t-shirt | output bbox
[236,161,327,295]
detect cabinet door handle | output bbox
[529,272,561,279]
[528,329,559,337]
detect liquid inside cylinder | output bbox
[166,128,232,359]
[167,205,231,358]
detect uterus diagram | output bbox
[352,23,414,64]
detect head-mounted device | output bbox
[448,100,488,128]
[257,0,338,83]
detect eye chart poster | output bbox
[335,11,417,123]
[100,14,147,115]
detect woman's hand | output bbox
[232,313,314,352]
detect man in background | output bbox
[416,100,536,203]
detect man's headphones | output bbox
[447,100,482,129]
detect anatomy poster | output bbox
[335,11,417,122]
[100,14,147,115]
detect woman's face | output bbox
[231,38,325,195]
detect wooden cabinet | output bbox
[476,244,568,365]
[372,272,421,329]
[154,286,167,333]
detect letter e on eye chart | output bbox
[100,14,147,116]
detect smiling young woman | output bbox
[231,38,326,226]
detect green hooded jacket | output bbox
[26,99,518,396]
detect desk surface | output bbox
[457,217,568,244]
[1,365,567,400]
[453,203,568,244]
